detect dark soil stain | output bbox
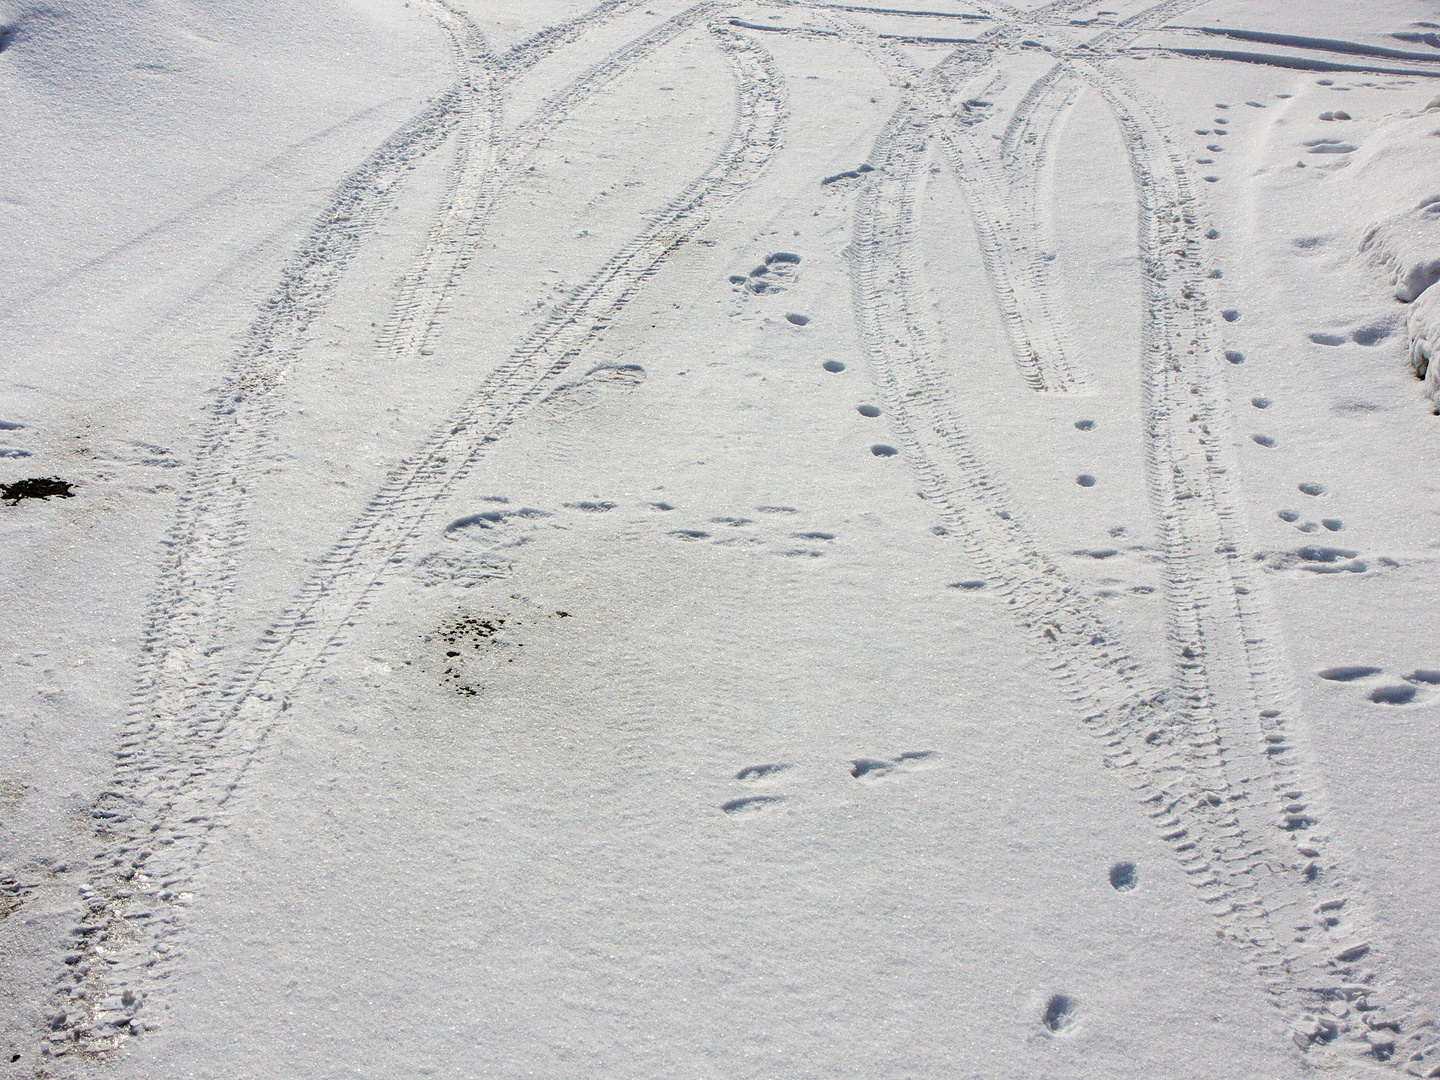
[2,477,74,505]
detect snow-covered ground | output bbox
[4,0,1440,1076]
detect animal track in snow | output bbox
[1222,309,1241,322]
[856,404,881,417]
[735,763,790,781]
[733,251,800,295]
[1076,474,1096,487]
[1369,685,1417,705]
[721,794,785,814]
[1405,670,1440,685]
[822,162,875,185]
[1298,482,1326,496]
[785,312,810,326]
[1253,397,1271,408]
[670,529,710,541]
[871,444,898,457]
[1074,419,1095,430]
[1252,434,1276,447]
[1319,666,1382,682]
[1259,541,1378,576]
[822,360,845,372]
[1109,862,1137,891]
[850,751,935,781]
[565,500,617,512]
[1304,138,1357,155]
[1042,994,1078,1033]
[1225,350,1244,364]
[1309,324,1392,347]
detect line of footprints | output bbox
[720,753,1137,1037]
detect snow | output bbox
[4,0,1440,1077]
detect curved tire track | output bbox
[48,17,783,1059]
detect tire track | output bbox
[846,0,1440,1066]
[787,0,1091,392]
[1049,45,1440,1074]
[47,18,783,1059]
[378,1,723,366]
[850,68,1312,1042]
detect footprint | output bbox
[1252,397,1271,408]
[1319,666,1382,682]
[445,507,551,535]
[1252,434,1276,447]
[1405,670,1440,685]
[1076,474,1097,487]
[1322,519,1343,531]
[1309,332,1346,346]
[540,364,645,414]
[856,404,881,417]
[792,531,835,540]
[1074,419,1095,430]
[821,163,874,185]
[711,516,753,527]
[565,500,617,512]
[735,763,790,781]
[1298,482,1326,496]
[755,505,798,514]
[949,580,986,590]
[1109,862,1137,891]
[1042,994,1078,1033]
[851,758,893,779]
[1305,138,1357,155]
[1222,309,1241,322]
[721,795,785,814]
[1072,548,1120,559]
[785,313,810,326]
[650,502,675,511]
[871,444,898,457]
[670,529,710,541]
[1207,143,1225,153]
[736,252,801,295]
[1224,350,1244,364]
[822,360,845,373]
[850,751,936,781]
[1369,686,1417,705]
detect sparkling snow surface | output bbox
[4,0,1440,1077]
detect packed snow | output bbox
[3,0,1440,1077]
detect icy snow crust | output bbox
[4,0,1440,1077]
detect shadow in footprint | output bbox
[1405,670,1440,685]
[1319,666,1381,682]
[735,763,790,781]
[1109,862,1137,891]
[1370,686,1417,705]
[722,795,785,814]
[1043,994,1078,1033]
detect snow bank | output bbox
[1410,281,1440,402]
[1360,194,1440,302]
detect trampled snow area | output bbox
[4,0,1440,1075]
